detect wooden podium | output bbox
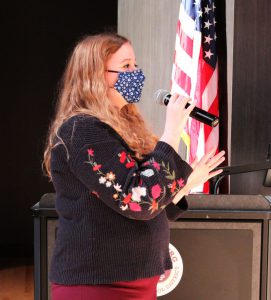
[32,193,271,300]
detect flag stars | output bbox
[204,49,214,59]
[204,5,212,14]
[197,9,203,17]
[194,0,201,6]
[204,20,212,29]
[213,3,216,10]
[204,34,213,44]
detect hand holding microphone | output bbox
[159,93,196,153]
[154,89,219,128]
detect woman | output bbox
[43,33,225,300]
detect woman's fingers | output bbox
[184,101,196,116]
[170,94,196,113]
[200,149,225,166]
[199,147,217,164]
[207,151,225,180]
[191,150,225,171]
[169,93,179,103]
[208,168,223,179]
[207,151,225,167]
[176,95,196,112]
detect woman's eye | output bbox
[123,63,138,69]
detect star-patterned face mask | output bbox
[107,69,146,103]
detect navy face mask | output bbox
[107,69,146,103]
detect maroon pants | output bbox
[51,276,160,300]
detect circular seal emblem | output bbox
[157,243,183,297]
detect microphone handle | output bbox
[163,94,219,128]
[186,104,219,128]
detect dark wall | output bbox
[230,0,271,194]
[216,0,229,193]
[2,0,117,255]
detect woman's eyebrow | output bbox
[120,58,135,63]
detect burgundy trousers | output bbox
[51,276,160,300]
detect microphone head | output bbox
[153,89,170,105]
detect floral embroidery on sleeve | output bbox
[86,148,186,214]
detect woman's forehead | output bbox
[109,43,136,64]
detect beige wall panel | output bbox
[118,0,181,138]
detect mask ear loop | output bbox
[106,70,120,73]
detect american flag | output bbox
[171,0,219,193]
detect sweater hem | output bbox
[49,266,172,285]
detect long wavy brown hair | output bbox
[43,33,158,179]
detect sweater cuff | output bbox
[155,141,183,159]
[165,197,188,221]
[154,140,193,177]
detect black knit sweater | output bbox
[49,114,193,285]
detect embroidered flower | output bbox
[86,148,185,216]
[131,186,147,202]
[105,181,112,187]
[177,178,185,188]
[129,202,142,212]
[119,151,127,163]
[87,148,94,156]
[152,161,160,171]
[106,172,116,181]
[118,151,136,168]
[114,183,122,192]
[120,204,128,211]
[123,193,132,204]
[171,180,177,193]
[151,184,162,200]
[126,161,135,168]
[93,164,102,171]
[149,200,159,214]
[99,176,106,184]
[140,169,154,177]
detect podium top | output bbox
[32,193,271,219]
[187,194,271,211]
[35,193,271,211]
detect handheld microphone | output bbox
[154,89,219,128]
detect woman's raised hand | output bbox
[184,147,226,194]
